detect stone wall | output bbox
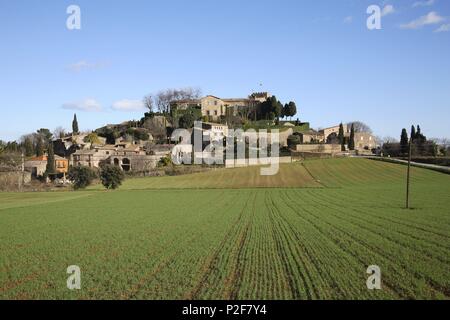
[0,171,32,191]
[295,144,342,154]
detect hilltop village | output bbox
[13,91,377,182]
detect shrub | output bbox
[133,130,150,141]
[83,133,102,145]
[100,164,125,190]
[68,166,97,190]
[158,156,172,167]
[96,128,120,144]
[287,135,301,148]
[179,112,196,129]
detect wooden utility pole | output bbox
[406,137,412,209]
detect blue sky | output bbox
[0,0,449,141]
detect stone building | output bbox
[171,92,272,121]
[319,124,349,142]
[298,129,325,144]
[108,154,160,172]
[70,143,165,173]
[354,132,377,152]
[24,155,69,178]
[318,124,377,152]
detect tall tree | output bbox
[400,128,409,155]
[415,125,426,143]
[35,137,44,157]
[36,128,53,145]
[338,123,345,151]
[282,103,289,119]
[72,114,80,135]
[348,124,355,151]
[271,97,282,121]
[410,125,416,142]
[45,142,56,175]
[287,101,297,120]
[23,136,34,157]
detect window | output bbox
[207,111,210,116]
[214,110,218,116]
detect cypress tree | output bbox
[288,101,297,120]
[72,114,79,135]
[338,123,345,151]
[400,128,409,155]
[348,124,355,151]
[416,125,426,143]
[410,125,416,142]
[45,143,56,175]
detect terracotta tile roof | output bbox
[30,155,47,161]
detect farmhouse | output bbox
[319,124,377,152]
[24,156,47,177]
[354,132,376,151]
[24,155,69,178]
[172,92,271,121]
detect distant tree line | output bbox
[383,125,438,157]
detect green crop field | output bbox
[1,158,449,300]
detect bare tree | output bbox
[382,136,399,144]
[151,87,202,114]
[143,94,154,112]
[0,152,22,172]
[430,137,450,147]
[347,121,372,133]
[53,127,66,139]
